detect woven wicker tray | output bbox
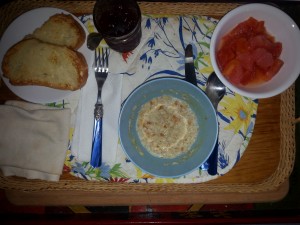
[0,0,295,195]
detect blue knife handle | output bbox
[90,103,103,168]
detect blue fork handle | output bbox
[90,103,103,168]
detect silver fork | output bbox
[90,47,109,168]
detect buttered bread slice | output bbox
[32,13,85,50]
[2,38,88,91]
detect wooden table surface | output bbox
[0,0,296,206]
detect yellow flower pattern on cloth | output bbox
[219,95,258,135]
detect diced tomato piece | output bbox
[220,34,234,49]
[271,42,282,58]
[249,35,274,50]
[255,68,267,82]
[265,59,284,80]
[239,70,255,85]
[254,20,266,34]
[252,48,274,71]
[236,52,254,72]
[223,59,244,85]
[247,17,259,27]
[235,37,249,54]
[217,46,235,70]
[231,17,259,38]
[241,67,266,85]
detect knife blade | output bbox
[185,44,197,86]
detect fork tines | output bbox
[95,47,109,73]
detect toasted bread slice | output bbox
[2,38,88,91]
[32,13,86,50]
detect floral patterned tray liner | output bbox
[59,14,258,184]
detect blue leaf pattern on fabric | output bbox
[99,163,111,179]
[218,112,231,123]
[145,18,152,29]
[147,38,155,48]
[218,141,229,170]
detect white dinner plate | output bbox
[0,7,93,103]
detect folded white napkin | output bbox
[0,100,71,181]
[72,68,123,163]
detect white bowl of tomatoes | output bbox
[210,3,300,98]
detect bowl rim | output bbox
[210,3,300,99]
[118,77,218,178]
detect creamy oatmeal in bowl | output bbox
[119,77,218,178]
[137,95,199,159]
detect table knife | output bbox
[184,44,197,86]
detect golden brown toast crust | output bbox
[32,13,86,50]
[2,38,88,91]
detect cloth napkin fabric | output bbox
[0,100,71,181]
[72,68,123,163]
[67,14,258,183]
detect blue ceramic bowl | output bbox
[119,77,218,178]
